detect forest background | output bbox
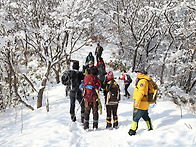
[0,0,195,113]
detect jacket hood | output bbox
[138,74,152,81]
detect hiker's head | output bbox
[90,67,98,75]
[135,67,147,75]
[89,52,92,56]
[121,69,126,74]
[89,61,94,67]
[72,61,79,70]
[107,71,114,81]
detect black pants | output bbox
[106,104,118,128]
[106,104,118,118]
[125,83,130,96]
[96,54,101,63]
[69,91,85,117]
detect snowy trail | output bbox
[0,81,196,147]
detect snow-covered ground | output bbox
[0,44,196,147]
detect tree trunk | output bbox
[53,63,61,84]
[132,46,138,72]
[37,62,51,109]
[185,49,196,93]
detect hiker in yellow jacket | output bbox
[128,68,153,136]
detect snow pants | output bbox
[106,104,118,128]
[131,108,153,131]
[84,101,99,129]
[69,91,85,122]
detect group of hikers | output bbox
[61,43,158,136]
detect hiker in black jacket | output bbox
[95,43,103,63]
[85,52,94,65]
[61,61,85,123]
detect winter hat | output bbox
[72,61,79,70]
[107,71,114,81]
[89,61,94,65]
[135,67,147,74]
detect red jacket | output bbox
[120,73,126,83]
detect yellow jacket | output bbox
[133,74,152,110]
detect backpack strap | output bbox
[135,78,148,97]
[108,80,115,92]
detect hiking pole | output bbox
[75,95,84,115]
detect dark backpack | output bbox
[61,70,71,86]
[98,64,106,75]
[61,70,84,91]
[125,74,132,84]
[106,80,120,105]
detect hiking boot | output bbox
[106,117,112,129]
[128,95,131,99]
[81,116,84,124]
[106,127,113,130]
[71,115,76,122]
[84,121,89,130]
[84,126,89,131]
[93,122,98,129]
[128,129,136,136]
[106,123,112,129]
[93,126,98,131]
[113,116,118,128]
[114,126,119,129]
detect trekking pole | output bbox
[75,96,84,115]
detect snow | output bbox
[0,44,196,147]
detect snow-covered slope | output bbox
[0,44,195,147]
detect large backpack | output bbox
[136,78,158,104]
[106,80,120,105]
[61,70,71,86]
[83,75,98,101]
[125,74,132,84]
[98,64,106,75]
[61,70,83,91]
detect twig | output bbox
[184,123,192,129]
[184,123,190,129]
[21,105,23,133]
[189,124,192,129]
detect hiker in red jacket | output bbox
[82,67,101,131]
[119,70,131,98]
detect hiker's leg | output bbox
[69,91,76,121]
[112,104,118,128]
[106,105,112,128]
[76,91,85,123]
[84,101,91,129]
[142,110,153,130]
[93,101,99,129]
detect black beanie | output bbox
[72,61,79,70]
